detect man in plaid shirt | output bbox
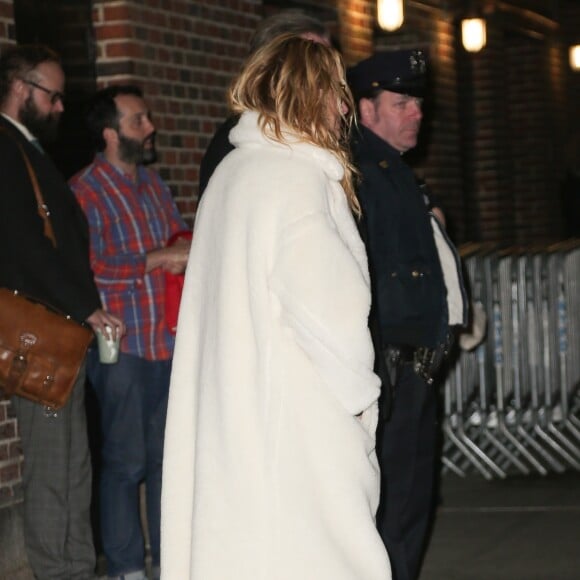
[70,85,190,580]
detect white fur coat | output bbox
[161,111,391,580]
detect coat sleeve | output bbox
[270,210,380,416]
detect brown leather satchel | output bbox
[0,129,93,410]
[0,289,93,409]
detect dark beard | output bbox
[118,133,157,166]
[19,95,60,144]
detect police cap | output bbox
[347,49,427,100]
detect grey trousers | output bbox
[12,362,96,579]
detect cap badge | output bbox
[410,50,426,74]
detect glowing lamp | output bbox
[462,18,486,53]
[377,0,404,32]
[570,45,580,71]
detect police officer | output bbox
[348,50,467,580]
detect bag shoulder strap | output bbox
[0,126,57,247]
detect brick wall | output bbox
[338,0,374,64]
[460,4,568,244]
[561,1,580,238]
[459,10,515,243]
[507,35,566,244]
[0,0,20,511]
[89,0,575,239]
[0,0,13,49]
[0,403,20,505]
[92,0,261,223]
[564,2,580,140]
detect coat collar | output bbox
[229,111,344,182]
[0,113,35,142]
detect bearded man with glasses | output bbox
[20,77,65,105]
[0,44,123,579]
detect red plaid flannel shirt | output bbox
[70,155,188,360]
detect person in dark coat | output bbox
[0,44,123,579]
[348,50,468,580]
[198,10,330,195]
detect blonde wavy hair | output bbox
[229,34,360,215]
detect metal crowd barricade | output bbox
[441,240,580,478]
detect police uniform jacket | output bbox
[353,125,465,349]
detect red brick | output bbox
[0,462,19,484]
[0,420,15,440]
[0,1,13,19]
[103,4,132,22]
[105,41,142,59]
[96,23,135,41]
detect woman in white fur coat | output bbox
[161,35,391,580]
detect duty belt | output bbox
[384,333,453,386]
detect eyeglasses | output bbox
[21,79,65,105]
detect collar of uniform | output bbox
[352,124,401,167]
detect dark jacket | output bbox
[0,115,101,323]
[353,125,448,349]
[198,114,239,196]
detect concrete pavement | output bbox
[420,471,580,580]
